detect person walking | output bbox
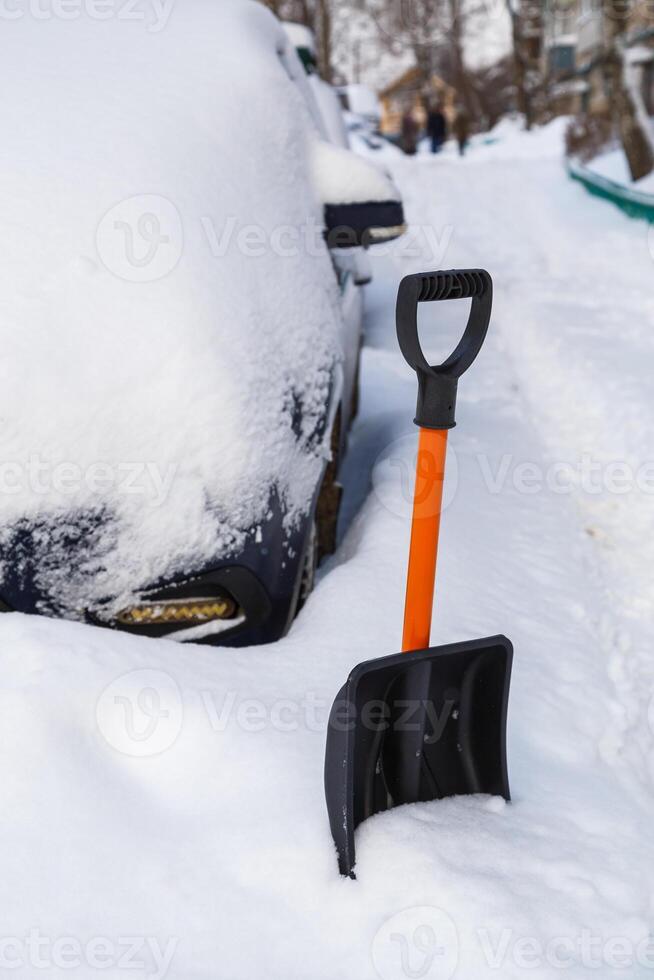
[400,107,419,156]
[454,104,470,157]
[427,104,447,154]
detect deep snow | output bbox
[1,121,654,978]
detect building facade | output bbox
[543,0,654,117]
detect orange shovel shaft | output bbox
[401,427,448,653]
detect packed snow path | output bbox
[1,128,653,979]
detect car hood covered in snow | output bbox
[0,0,345,617]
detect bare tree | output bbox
[470,54,515,130]
[505,0,544,130]
[445,0,477,118]
[355,0,481,118]
[316,0,334,82]
[601,0,654,180]
[330,7,389,87]
[358,0,448,85]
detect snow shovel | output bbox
[324,269,513,878]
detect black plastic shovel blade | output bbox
[324,635,513,877]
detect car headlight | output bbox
[116,595,238,627]
[100,566,272,645]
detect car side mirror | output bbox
[311,140,406,249]
[324,199,405,249]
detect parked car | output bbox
[339,84,383,133]
[0,0,404,646]
[284,20,401,347]
[284,22,351,150]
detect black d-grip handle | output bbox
[396,269,492,429]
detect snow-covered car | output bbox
[284,22,351,150]
[339,84,383,133]
[338,84,403,158]
[0,0,404,646]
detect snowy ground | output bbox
[1,123,654,979]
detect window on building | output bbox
[549,45,577,74]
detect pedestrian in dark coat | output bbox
[427,105,447,154]
[400,108,419,156]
